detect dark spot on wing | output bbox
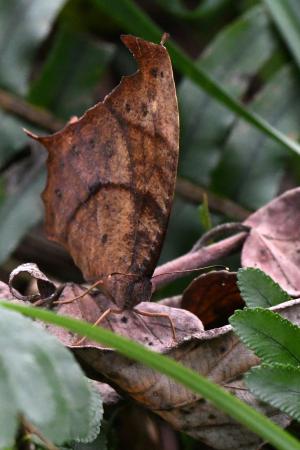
[141,102,148,117]
[55,188,62,199]
[71,144,80,156]
[150,67,158,78]
[103,140,114,158]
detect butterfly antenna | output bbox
[152,265,228,279]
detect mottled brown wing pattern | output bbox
[27,35,179,285]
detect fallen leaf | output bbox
[181,271,244,329]
[242,188,300,296]
[26,35,179,310]
[43,283,294,450]
[9,262,61,303]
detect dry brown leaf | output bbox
[9,262,61,302]
[181,270,244,329]
[26,35,179,310]
[40,284,295,450]
[242,187,300,296]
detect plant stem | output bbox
[176,178,250,221]
[0,89,64,132]
[22,416,58,450]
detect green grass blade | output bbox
[265,0,300,70]
[1,301,300,450]
[94,0,300,156]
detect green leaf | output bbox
[0,168,45,264]
[28,26,115,119]
[237,267,290,308]
[94,0,300,157]
[212,65,300,209]
[0,0,66,95]
[230,308,300,366]
[179,5,280,185]
[159,197,203,264]
[0,307,102,446]
[246,363,300,421]
[73,382,103,444]
[0,112,29,169]
[3,301,300,450]
[156,0,229,20]
[73,431,107,450]
[265,0,300,71]
[198,194,212,231]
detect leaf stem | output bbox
[22,416,58,450]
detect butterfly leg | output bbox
[134,308,176,341]
[54,279,114,305]
[74,307,123,345]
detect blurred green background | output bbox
[1,2,300,448]
[0,0,299,299]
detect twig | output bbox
[191,222,250,251]
[152,232,247,291]
[22,416,59,450]
[0,88,64,132]
[176,177,250,221]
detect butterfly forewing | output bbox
[28,35,179,285]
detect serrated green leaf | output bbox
[73,383,103,444]
[0,0,66,94]
[265,0,300,71]
[179,5,280,186]
[237,267,290,308]
[230,308,300,366]
[246,363,300,421]
[0,308,99,447]
[73,431,107,450]
[28,26,115,119]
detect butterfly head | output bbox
[104,273,152,310]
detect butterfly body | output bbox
[106,275,152,309]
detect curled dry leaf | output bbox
[181,270,244,329]
[9,262,61,303]
[242,187,300,296]
[0,280,14,300]
[43,283,295,450]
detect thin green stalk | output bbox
[1,300,299,450]
[94,0,300,156]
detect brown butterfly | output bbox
[26,35,179,335]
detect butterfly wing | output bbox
[27,35,179,282]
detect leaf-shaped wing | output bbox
[27,36,179,283]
